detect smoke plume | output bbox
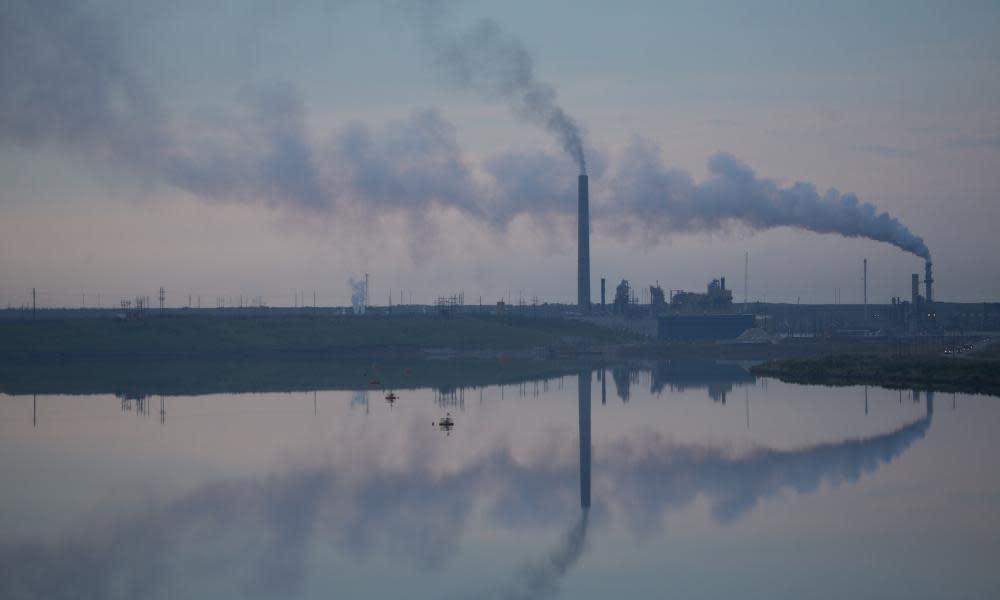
[0,0,166,166]
[349,276,367,314]
[607,138,931,259]
[416,4,588,174]
[0,1,931,260]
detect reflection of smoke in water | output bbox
[492,510,589,600]
[350,389,369,410]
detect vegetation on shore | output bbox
[751,354,1000,397]
[0,314,629,360]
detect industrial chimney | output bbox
[924,260,934,304]
[578,175,590,310]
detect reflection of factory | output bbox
[649,360,756,403]
[605,361,755,403]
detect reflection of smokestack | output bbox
[578,175,590,310]
[578,372,591,509]
[924,260,933,304]
[601,368,607,405]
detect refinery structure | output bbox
[11,169,984,340]
[3,160,977,340]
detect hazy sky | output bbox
[2,0,999,307]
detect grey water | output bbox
[1,364,998,599]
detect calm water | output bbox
[1,363,998,599]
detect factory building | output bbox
[658,314,755,341]
[907,260,936,325]
[671,277,734,312]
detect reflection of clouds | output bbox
[607,413,930,531]
[0,407,929,598]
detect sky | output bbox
[1,0,999,308]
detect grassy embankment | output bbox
[0,314,628,396]
[752,350,1000,397]
[0,313,629,360]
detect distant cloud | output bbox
[704,117,743,128]
[852,144,918,158]
[947,132,1000,150]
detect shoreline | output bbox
[751,354,1000,397]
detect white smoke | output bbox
[349,277,367,315]
[604,138,931,259]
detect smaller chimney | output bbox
[721,277,726,291]
[600,277,606,307]
[911,273,920,307]
[924,261,933,304]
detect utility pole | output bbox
[364,273,369,310]
[159,287,165,312]
[32,288,36,319]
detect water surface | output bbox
[1,362,998,599]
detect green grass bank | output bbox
[0,314,628,360]
[752,354,1000,397]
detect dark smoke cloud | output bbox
[606,137,931,259]
[333,108,484,218]
[415,2,588,174]
[0,1,930,259]
[0,409,929,598]
[0,0,167,167]
[164,82,327,210]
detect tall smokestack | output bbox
[924,260,933,304]
[578,175,590,309]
